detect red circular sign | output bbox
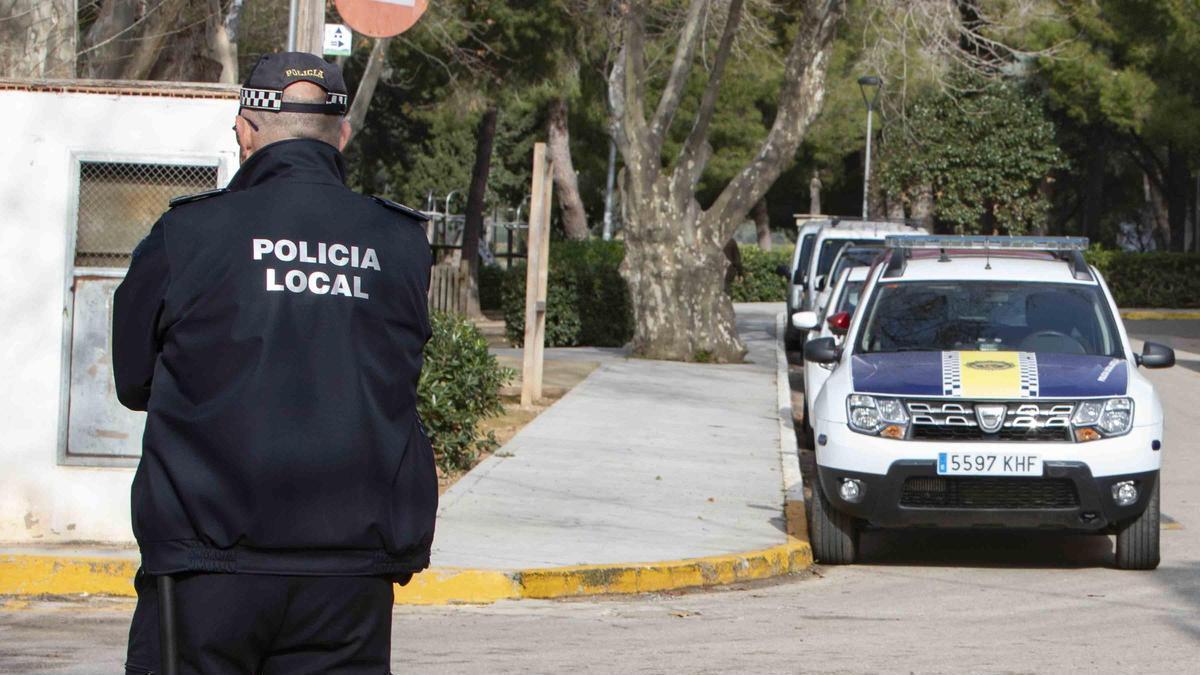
[335,0,429,38]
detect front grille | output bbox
[906,400,1074,442]
[900,477,1080,509]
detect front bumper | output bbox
[817,462,1158,532]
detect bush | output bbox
[502,240,634,347]
[478,264,509,312]
[1086,249,1200,308]
[418,312,515,473]
[731,245,794,302]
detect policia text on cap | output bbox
[113,53,437,675]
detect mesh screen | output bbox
[75,162,219,268]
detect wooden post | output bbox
[295,0,325,55]
[521,143,553,408]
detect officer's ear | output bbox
[337,119,352,151]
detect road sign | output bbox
[323,24,353,56]
[334,0,429,38]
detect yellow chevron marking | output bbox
[958,351,1022,398]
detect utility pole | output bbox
[288,0,325,55]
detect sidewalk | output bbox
[0,303,808,603]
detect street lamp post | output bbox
[858,75,882,220]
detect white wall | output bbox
[0,86,238,544]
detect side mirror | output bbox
[1136,341,1176,369]
[791,311,819,331]
[775,264,790,278]
[793,270,805,285]
[815,275,826,292]
[826,311,851,335]
[804,336,841,364]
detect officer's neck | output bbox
[228,138,348,191]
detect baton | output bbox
[157,575,180,675]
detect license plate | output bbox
[937,452,1042,477]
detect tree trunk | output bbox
[1167,142,1190,252]
[548,97,589,240]
[809,171,822,215]
[346,38,393,145]
[753,198,771,250]
[462,106,499,318]
[206,0,238,83]
[621,176,745,362]
[1081,135,1105,242]
[912,183,935,232]
[0,0,75,78]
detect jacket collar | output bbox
[226,138,348,191]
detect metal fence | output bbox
[75,161,219,268]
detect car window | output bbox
[855,281,1122,357]
[815,238,879,278]
[797,234,816,282]
[830,249,882,284]
[835,280,866,316]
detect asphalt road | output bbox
[2,323,1199,674]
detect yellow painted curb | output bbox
[0,538,811,605]
[0,554,138,597]
[1120,310,1200,320]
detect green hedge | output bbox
[1086,250,1200,309]
[502,240,634,347]
[418,312,515,472]
[731,245,794,302]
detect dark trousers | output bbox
[125,569,394,674]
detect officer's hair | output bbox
[246,87,343,147]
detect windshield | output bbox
[830,248,882,285]
[816,238,879,279]
[796,234,816,283]
[834,280,866,316]
[855,282,1123,357]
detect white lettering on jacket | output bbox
[254,238,378,300]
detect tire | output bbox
[801,400,815,450]
[784,322,803,352]
[809,475,859,564]
[1115,479,1160,570]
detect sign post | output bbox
[521,143,554,408]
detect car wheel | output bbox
[802,400,815,450]
[809,476,858,565]
[1115,479,1160,570]
[784,322,802,352]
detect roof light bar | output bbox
[884,235,1089,251]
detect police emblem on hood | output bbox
[965,360,1015,371]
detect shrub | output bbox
[478,264,509,312]
[418,312,515,473]
[731,245,794,302]
[1086,249,1200,308]
[502,240,634,347]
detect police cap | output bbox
[240,52,349,116]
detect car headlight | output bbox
[848,394,908,438]
[1071,397,1133,441]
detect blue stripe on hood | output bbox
[851,351,1129,398]
[1036,353,1128,397]
[851,352,943,396]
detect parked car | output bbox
[804,235,1175,569]
[793,265,870,446]
[801,220,926,316]
[780,218,830,350]
[811,244,884,318]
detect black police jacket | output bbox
[112,139,436,577]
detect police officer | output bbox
[113,53,436,674]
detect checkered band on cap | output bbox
[240,87,282,111]
[328,93,348,109]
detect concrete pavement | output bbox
[432,304,787,569]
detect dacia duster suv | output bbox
[804,236,1176,569]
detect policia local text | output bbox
[253,238,380,299]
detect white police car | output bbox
[803,236,1175,569]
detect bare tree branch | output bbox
[647,0,709,152]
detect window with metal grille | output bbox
[74,162,218,268]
